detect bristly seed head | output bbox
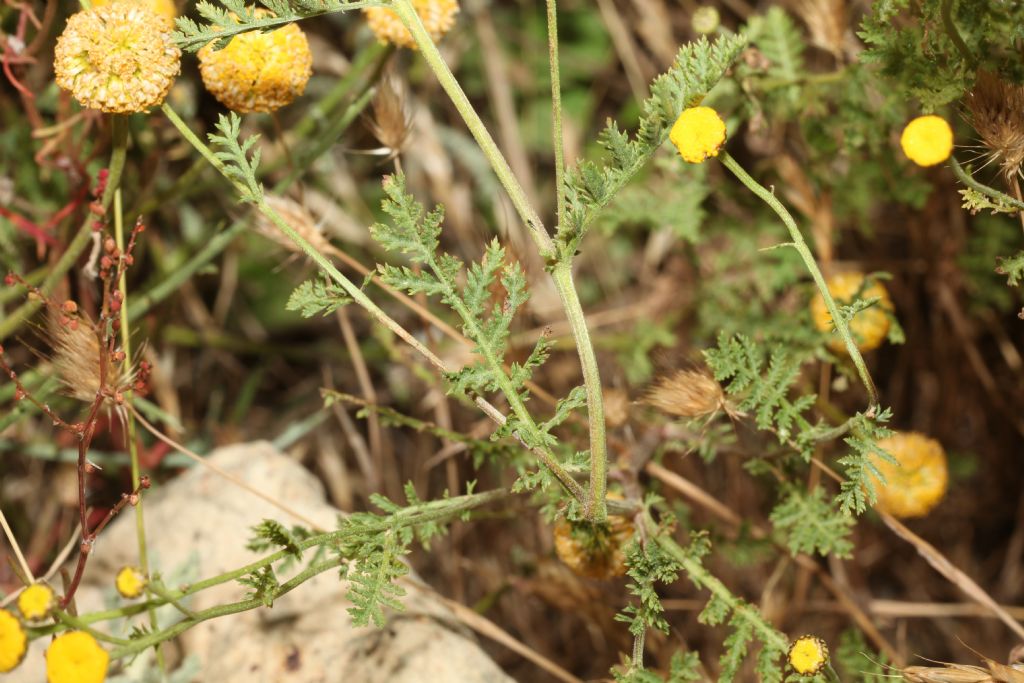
[967,70,1024,180]
[643,368,731,419]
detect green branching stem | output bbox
[0,116,128,342]
[394,0,608,519]
[950,157,1024,210]
[161,105,586,504]
[940,0,973,64]
[719,151,879,406]
[546,0,566,230]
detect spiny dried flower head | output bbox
[367,67,413,159]
[50,314,131,405]
[91,0,176,26]
[900,115,954,167]
[54,3,181,113]
[115,566,148,599]
[966,71,1024,180]
[46,631,109,683]
[810,272,893,354]
[643,368,730,419]
[254,195,331,254]
[0,609,27,674]
[17,582,56,622]
[788,635,829,676]
[553,495,635,580]
[869,431,948,519]
[670,106,727,163]
[198,11,312,113]
[364,0,460,50]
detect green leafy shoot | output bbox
[835,409,895,515]
[287,277,352,317]
[238,565,279,608]
[208,113,263,203]
[770,485,854,558]
[558,34,747,260]
[173,0,373,52]
[996,251,1024,287]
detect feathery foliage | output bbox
[286,277,352,318]
[770,485,854,558]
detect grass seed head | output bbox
[54,3,181,113]
[367,67,413,159]
[643,368,728,419]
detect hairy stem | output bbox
[546,0,566,230]
[720,151,879,406]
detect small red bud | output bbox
[123,254,134,266]
[112,350,126,362]
[84,461,97,474]
[140,475,151,489]
[89,202,105,216]
[14,388,25,400]
[92,221,104,232]
[100,256,113,270]
[69,319,79,331]
[104,238,116,253]
[3,273,15,287]
[62,300,78,314]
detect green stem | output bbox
[545,0,566,230]
[391,0,552,258]
[113,188,164,669]
[940,0,973,64]
[719,151,879,407]
[551,263,606,520]
[0,116,128,342]
[950,157,1024,210]
[55,611,132,646]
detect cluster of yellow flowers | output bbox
[364,0,459,49]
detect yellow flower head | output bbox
[17,583,56,622]
[198,11,313,113]
[553,493,635,580]
[670,106,727,163]
[870,431,948,518]
[0,609,27,674]
[47,631,109,683]
[363,0,460,50]
[53,3,181,114]
[810,272,893,354]
[900,115,954,167]
[115,566,148,599]
[91,0,176,26]
[788,635,829,676]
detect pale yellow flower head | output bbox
[198,11,312,113]
[0,610,27,674]
[869,431,948,518]
[670,106,727,163]
[115,566,148,599]
[810,271,893,354]
[91,0,177,26]
[46,631,109,683]
[788,635,829,676]
[17,582,56,622]
[364,0,460,50]
[54,3,181,113]
[900,115,954,167]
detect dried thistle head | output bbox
[790,0,847,60]
[366,66,413,160]
[49,313,131,405]
[643,368,730,419]
[254,195,331,255]
[967,70,1024,180]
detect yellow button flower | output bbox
[670,106,727,163]
[364,0,460,50]
[47,631,109,683]
[115,566,148,599]
[53,3,181,113]
[91,0,176,26]
[869,431,948,519]
[0,609,27,673]
[788,635,829,675]
[810,272,893,354]
[553,493,635,580]
[900,115,954,167]
[17,583,56,622]
[198,11,312,113]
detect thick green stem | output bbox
[0,116,128,341]
[720,152,879,407]
[551,263,606,520]
[545,0,566,230]
[391,0,552,257]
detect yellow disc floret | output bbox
[670,106,727,163]
[91,0,176,26]
[0,609,27,673]
[900,115,954,167]
[363,0,460,50]
[53,3,181,114]
[17,583,56,622]
[869,431,948,519]
[198,12,312,113]
[810,272,893,354]
[115,566,147,599]
[47,631,109,683]
[788,635,829,676]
